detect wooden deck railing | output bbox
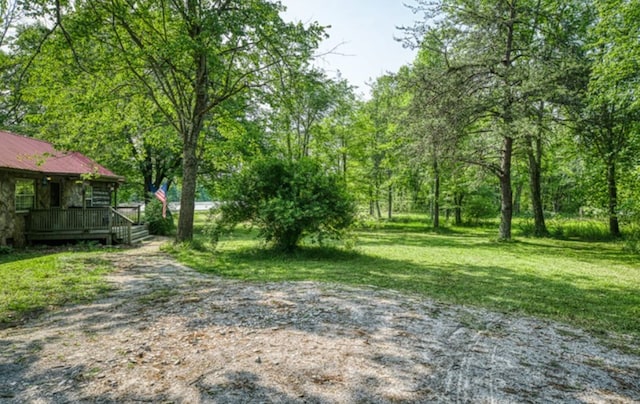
[27,207,135,244]
[114,205,142,225]
[110,208,134,244]
[29,208,111,232]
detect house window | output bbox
[15,179,35,211]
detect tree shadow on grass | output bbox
[355,229,638,264]
[203,244,640,336]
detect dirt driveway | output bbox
[1,239,639,403]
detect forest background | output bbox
[1,0,639,243]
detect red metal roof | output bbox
[0,130,122,181]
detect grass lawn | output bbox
[0,249,114,327]
[168,214,640,344]
[2,212,637,352]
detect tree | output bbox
[517,0,595,236]
[405,34,473,228]
[579,0,640,236]
[11,22,181,201]
[404,0,596,239]
[0,0,26,127]
[39,0,325,242]
[361,74,407,219]
[575,101,637,237]
[215,157,355,252]
[404,0,537,239]
[315,76,359,182]
[264,67,348,161]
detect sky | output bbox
[279,0,419,98]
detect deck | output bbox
[26,206,149,245]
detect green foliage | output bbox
[5,0,640,244]
[0,245,14,255]
[7,0,328,242]
[464,185,498,221]
[144,199,175,236]
[517,218,613,241]
[622,234,640,255]
[215,157,356,251]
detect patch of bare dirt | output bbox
[1,238,639,403]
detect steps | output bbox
[130,224,152,244]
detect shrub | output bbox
[215,157,356,251]
[144,199,175,236]
[464,185,499,222]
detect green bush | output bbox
[144,199,175,236]
[464,185,498,222]
[215,157,356,251]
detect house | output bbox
[0,130,148,246]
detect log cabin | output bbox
[0,130,148,246]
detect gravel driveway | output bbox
[1,239,638,403]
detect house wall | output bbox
[0,172,16,246]
[0,173,117,247]
[92,183,112,207]
[34,179,114,209]
[60,181,113,208]
[36,179,50,209]
[35,177,83,209]
[62,181,84,208]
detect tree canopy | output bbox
[1,0,638,243]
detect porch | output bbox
[26,206,150,245]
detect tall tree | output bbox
[12,22,181,201]
[406,34,473,228]
[39,0,324,241]
[580,0,640,236]
[0,0,24,127]
[263,67,349,161]
[405,0,533,239]
[518,0,595,236]
[362,74,406,219]
[405,0,595,239]
[316,77,359,182]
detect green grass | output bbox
[168,214,640,344]
[0,250,114,327]
[3,211,637,351]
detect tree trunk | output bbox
[433,159,440,229]
[143,175,153,204]
[527,102,548,236]
[498,1,516,241]
[499,136,514,240]
[525,133,547,237]
[454,193,463,226]
[607,159,621,237]
[387,184,393,219]
[141,145,154,203]
[177,139,198,241]
[177,4,208,242]
[286,131,293,160]
[341,152,347,182]
[513,181,522,215]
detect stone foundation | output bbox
[0,173,16,246]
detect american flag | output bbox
[154,182,168,218]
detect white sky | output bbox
[279,0,419,98]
